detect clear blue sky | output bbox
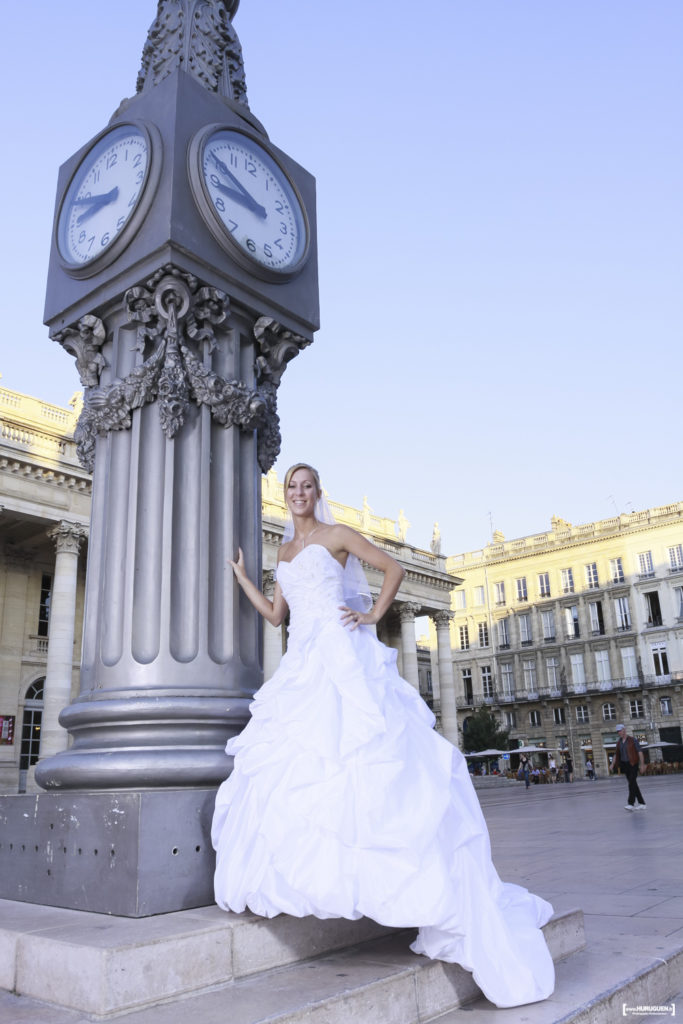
[1,1,681,554]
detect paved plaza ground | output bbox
[1,772,682,1022]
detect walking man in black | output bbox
[611,724,646,810]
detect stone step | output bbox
[1,899,583,1020]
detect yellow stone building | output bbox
[447,511,683,774]
[0,384,458,794]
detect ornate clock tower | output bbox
[2,1,319,914]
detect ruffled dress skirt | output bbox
[212,545,554,1008]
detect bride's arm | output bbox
[333,525,405,629]
[229,548,288,626]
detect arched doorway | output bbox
[19,678,44,793]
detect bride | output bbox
[212,463,555,1008]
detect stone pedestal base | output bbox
[0,789,219,917]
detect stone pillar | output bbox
[36,272,309,791]
[39,522,87,759]
[262,569,284,679]
[432,610,458,746]
[399,602,421,690]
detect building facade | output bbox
[0,385,459,794]
[447,511,683,774]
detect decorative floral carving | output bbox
[48,520,88,556]
[53,315,107,388]
[66,265,275,471]
[252,317,311,472]
[137,0,248,106]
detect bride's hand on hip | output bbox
[339,605,374,631]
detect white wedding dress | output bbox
[212,544,555,1008]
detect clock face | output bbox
[195,128,308,276]
[57,124,151,268]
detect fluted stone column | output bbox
[39,521,87,759]
[432,610,458,746]
[36,273,309,791]
[399,602,421,690]
[262,569,284,679]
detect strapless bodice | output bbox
[276,544,347,640]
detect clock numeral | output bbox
[280,222,288,236]
[128,192,138,209]
[136,170,144,184]
[246,238,257,253]
[210,173,221,188]
[230,152,239,167]
[244,158,257,177]
[78,230,87,244]
[274,200,288,215]
[273,238,283,250]
[87,235,96,252]
[116,216,126,230]
[227,219,238,233]
[106,152,118,170]
[91,170,101,184]
[263,243,273,259]
[215,197,226,213]
[133,153,143,168]
[100,232,110,248]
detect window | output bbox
[529,710,542,727]
[20,680,44,786]
[516,577,528,601]
[494,582,506,605]
[660,696,673,716]
[675,587,683,620]
[644,591,663,627]
[595,649,611,685]
[638,551,654,577]
[538,572,551,598]
[478,622,489,648]
[652,643,669,677]
[546,657,559,689]
[564,605,580,639]
[459,625,469,651]
[669,544,683,571]
[474,586,485,606]
[462,668,473,704]
[570,653,586,688]
[585,562,599,589]
[561,568,574,594]
[455,590,466,610]
[629,699,645,719]
[602,702,617,721]
[522,659,537,692]
[501,663,515,696]
[504,710,517,728]
[519,613,533,645]
[615,596,631,631]
[38,574,52,638]
[481,665,494,699]
[610,557,624,583]
[541,610,555,641]
[553,707,566,725]
[589,600,605,636]
[621,646,638,682]
[576,705,589,724]
[497,618,510,648]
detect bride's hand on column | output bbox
[229,547,248,586]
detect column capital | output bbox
[399,601,421,624]
[48,520,88,556]
[431,609,454,629]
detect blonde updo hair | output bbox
[284,463,322,496]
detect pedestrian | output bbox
[519,754,531,789]
[610,725,646,810]
[549,756,557,783]
[564,755,574,783]
[585,758,594,781]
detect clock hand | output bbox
[74,187,120,225]
[208,150,267,219]
[213,180,268,218]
